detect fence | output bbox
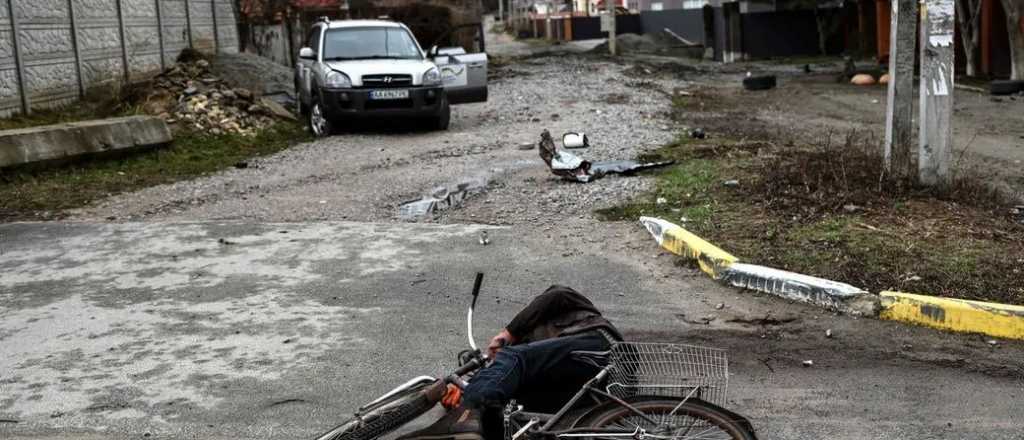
[0,0,239,118]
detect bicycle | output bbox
[315,274,758,440]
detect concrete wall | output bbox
[0,0,239,118]
[639,9,705,43]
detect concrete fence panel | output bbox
[0,0,237,118]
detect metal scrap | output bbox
[537,130,674,183]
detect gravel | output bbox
[71,53,691,224]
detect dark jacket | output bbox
[506,285,623,344]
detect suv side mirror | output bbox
[299,47,316,60]
[428,45,439,58]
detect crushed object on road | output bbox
[398,178,488,220]
[537,130,673,183]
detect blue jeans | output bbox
[462,331,611,413]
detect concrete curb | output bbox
[880,292,1024,340]
[640,216,1024,339]
[639,217,876,315]
[639,217,738,278]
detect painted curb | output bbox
[640,217,876,314]
[720,263,875,314]
[639,217,738,278]
[880,292,1024,340]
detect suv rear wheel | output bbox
[309,97,335,137]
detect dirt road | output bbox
[2,26,1023,440]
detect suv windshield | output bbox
[322,27,422,61]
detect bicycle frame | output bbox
[503,366,666,440]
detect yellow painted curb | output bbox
[880,292,1024,340]
[639,217,739,278]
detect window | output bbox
[651,2,663,10]
[682,0,704,9]
[322,27,422,61]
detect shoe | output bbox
[396,405,483,440]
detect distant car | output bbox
[295,18,488,136]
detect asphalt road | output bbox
[2,18,1023,440]
[2,221,1022,440]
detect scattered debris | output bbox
[562,132,590,149]
[723,179,740,187]
[656,197,668,205]
[140,55,291,136]
[842,204,862,213]
[517,142,535,151]
[537,130,673,183]
[398,178,488,220]
[825,329,833,338]
[479,231,490,246]
[986,339,999,346]
[802,360,814,367]
[743,75,777,91]
[689,128,706,139]
[715,303,725,310]
[217,238,236,246]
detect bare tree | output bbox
[1001,0,1024,79]
[956,0,983,76]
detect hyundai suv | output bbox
[295,19,488,136]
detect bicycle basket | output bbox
[606,342,729,408]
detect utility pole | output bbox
[918,0,955,186]
[605,0,617,55]
[499,0,504,22]
[883,0,917,179]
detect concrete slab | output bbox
[0,116,172,169]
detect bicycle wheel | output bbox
[571,397,757,440]
[315,382,439,440]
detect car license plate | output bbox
[369,89,409,100]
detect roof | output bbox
[322,19,404,29]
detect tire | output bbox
[743,75,776,91]
[309,95,336,138]
[990,80,1024,95]
[570,397,758,440]
[432,98,451,131]
[314,383,438,440]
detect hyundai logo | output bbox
[383,76,392,84]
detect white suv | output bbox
[295,19,488,135]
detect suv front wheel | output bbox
[432,98,450,131]
[309,95,336,138]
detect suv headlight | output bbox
[423,67,441,86]
[325,71,351,89]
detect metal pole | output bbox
[8,0,29,114]
[211,0,219,53]
[185,0,194,48]
[918,0,955,186]
[499,0,504,22]
[155,0,166,69]
[116,0,130,82]
[68,0,85,98]
[883,0,916,178]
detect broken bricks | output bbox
[536,129,674,183]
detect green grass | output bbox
[597,125,1024,305]
[0,122,310,220]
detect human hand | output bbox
[487,328,515,358]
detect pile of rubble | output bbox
[142,58,295,136]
